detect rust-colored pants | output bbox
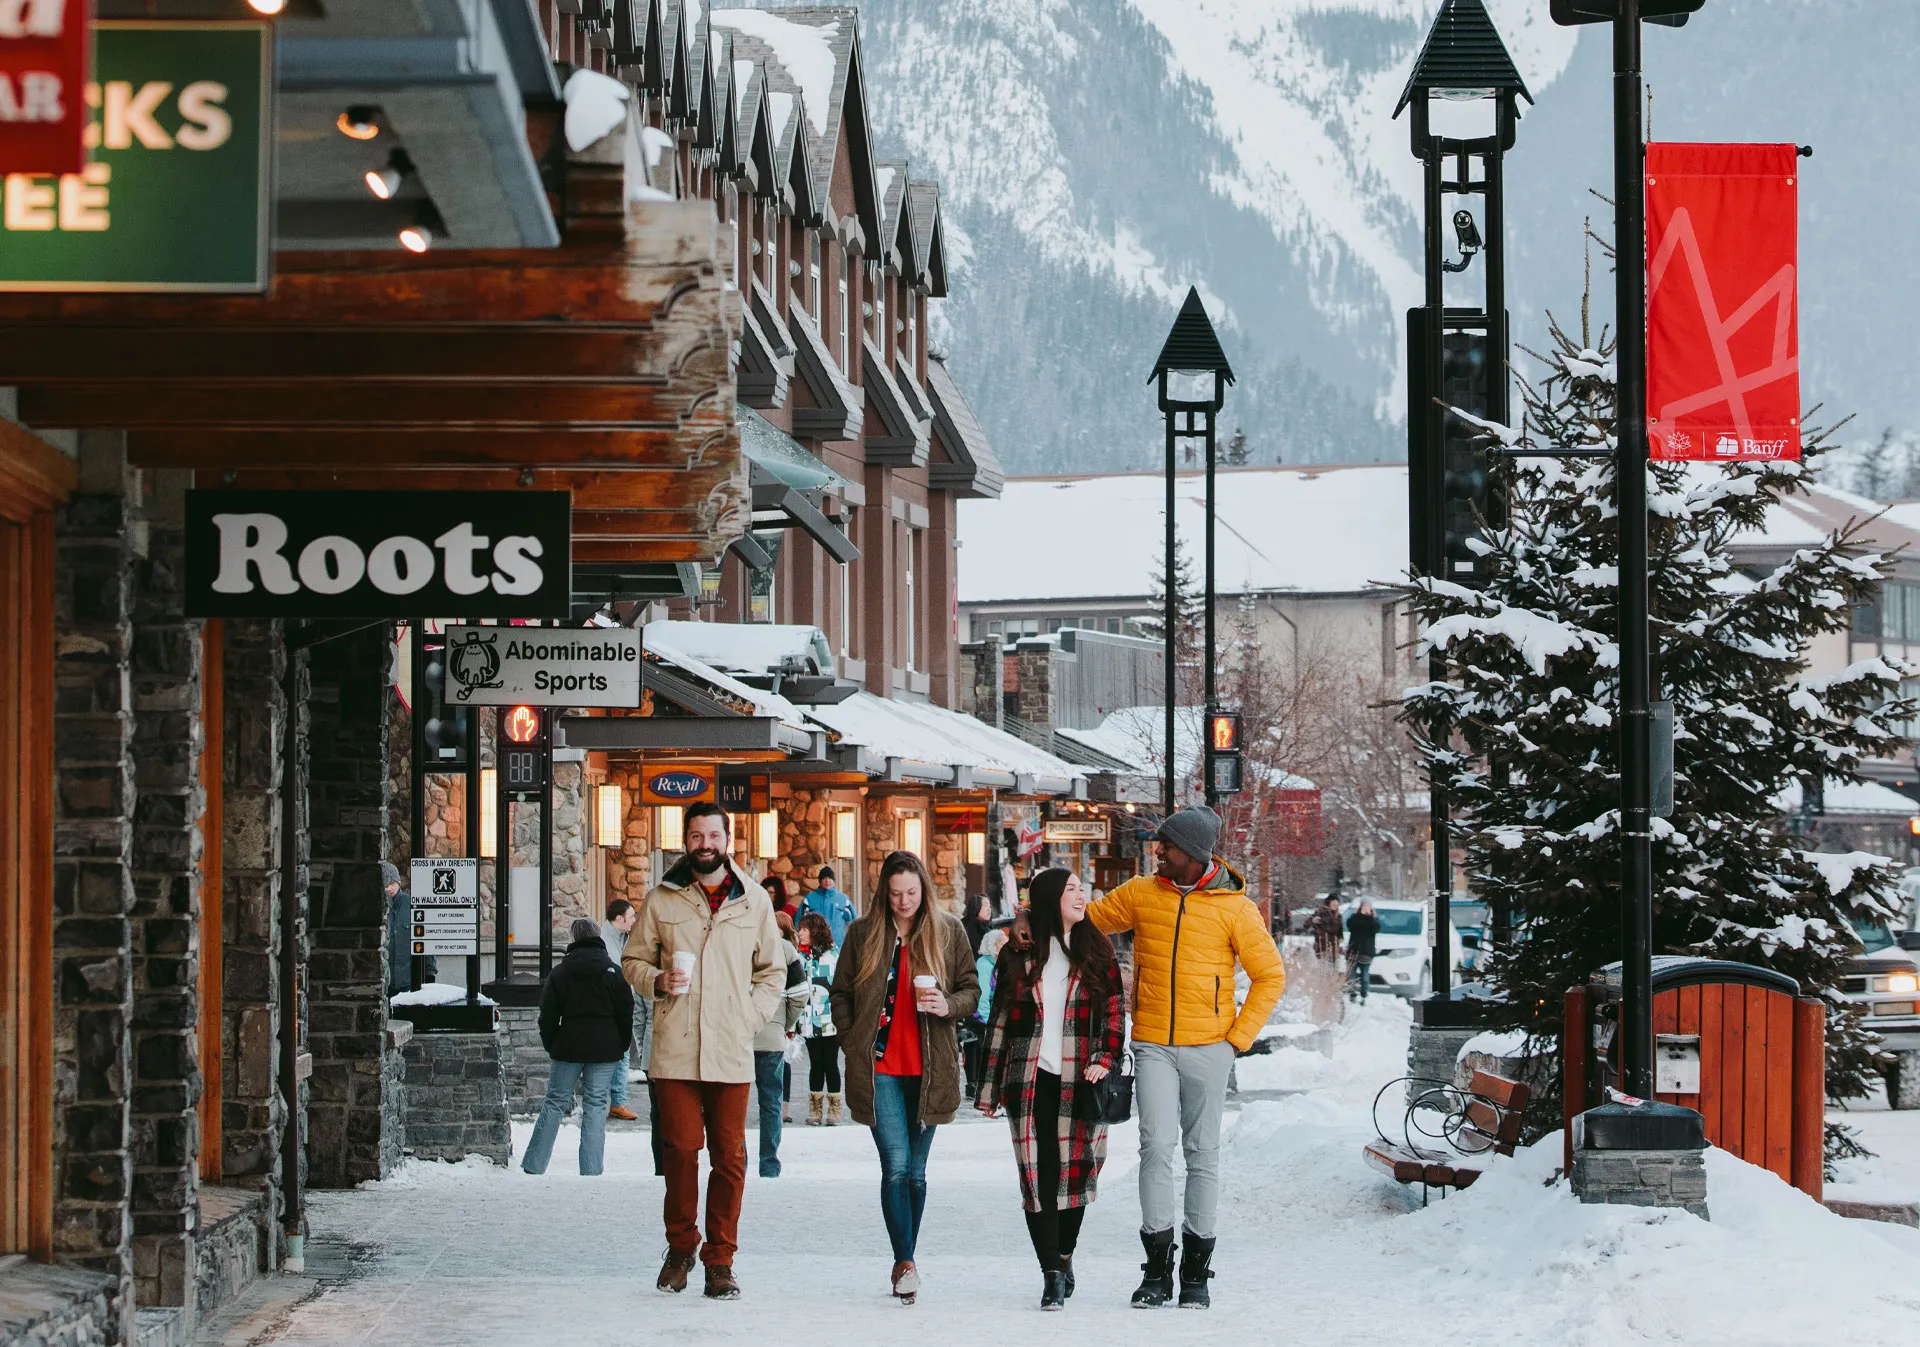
[654,1078,750,1266]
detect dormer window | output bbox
[837,267,850,372]
[809,233,821,320]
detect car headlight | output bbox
[1889,973,1920,995]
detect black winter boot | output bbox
[1040,1271,1067,1311]
[1178,1231,1216,1308]
[1130,1228,1177,1308]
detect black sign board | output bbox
[718,772,770,812]
[184,490,571,618]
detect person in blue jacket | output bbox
[800,865,857,947]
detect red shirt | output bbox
[875,943,923,1078]
[700,876,730,915]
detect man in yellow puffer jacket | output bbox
[1086,805,1284,1310]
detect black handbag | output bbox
[1073,989,1134,1124]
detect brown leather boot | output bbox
[608,1105,639,1121]
[656,1246,697,1293]
[704,1264,741,1300]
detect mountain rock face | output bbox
[759,1,1918,475]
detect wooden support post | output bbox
[1563,985,1588,1179]
[1790,996,1824,1200]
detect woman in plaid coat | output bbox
[977,867,1126,1311]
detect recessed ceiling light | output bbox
[337,107,379,141]
[249,0,287,13]
[398,224,433,254]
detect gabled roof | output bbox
[708,6,882,246]
[927,355,1004,499]
[905,179,946,295]
[734,56,778,196]
[874,158,909,270]
[611,0,652,71]
[662,0,690,123]
[1394,0,1532,117]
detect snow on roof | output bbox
[709,8,838,136]
[645,621,832,676]
[1057,705,1204,778]
[1056,704,1311,788]
[1777,778,1920,819]
[805,692,1084,782]
[959,464,1920,605]
[643,631,805,723]
[958,465,1411,603]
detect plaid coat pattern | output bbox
[976,946,1126,1213]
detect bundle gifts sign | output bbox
[442,625,641,708]
[184,489,571,618]
[1647,142,1801,463]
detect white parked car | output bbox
[1351,899,1467,999]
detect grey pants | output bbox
[1134,1039,1236,1239]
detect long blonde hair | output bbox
[852,851,945,986]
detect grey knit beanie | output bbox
[570,918,601,943]
[379,862,402,888]
[1155,806,1221,864]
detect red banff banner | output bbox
[0,0,88,176]
[1646,142,1801,463]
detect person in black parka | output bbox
[522,918,635,1175]
[1345,901,1380,1003]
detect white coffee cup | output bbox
[671,950,696,994]
[913,974,937,1006]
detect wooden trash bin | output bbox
[1564,956,1824,1199]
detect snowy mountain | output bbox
[754,1,1919,475]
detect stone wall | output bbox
[602,764,655,910]
[379,1026,408,1178]
[127,502,204,1310]
[188,1189,265,1325]
[927,831,965,915]
[217,621,286,1209]
[768,789,833,901]
[400,1032,511,1166]
[1406,1025,1479,1111]
[303,627,396,1189]
[51,478,138,1324]
[495,1008,548,1116]
[1571,1147,1709,1219]
[960,636,1004,728]
[0,1257,121,1347]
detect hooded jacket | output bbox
[1085,860,1285,1051]
[538,937,636,1064]
[622,854,783,1085]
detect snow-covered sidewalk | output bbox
[199,1000,1920,1346]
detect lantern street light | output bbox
[1149,290,1235,815]
[1394,0,1531,1006]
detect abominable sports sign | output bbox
[442,625,641,708]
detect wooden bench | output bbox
[1363,1070,1532,1204]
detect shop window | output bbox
[832,808,858,858]
[899,813,926,857]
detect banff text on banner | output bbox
[1646,142,1801,463]
[0,0,88,175]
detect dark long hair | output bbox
[1025,867,1117,998]
[764,875,790,910]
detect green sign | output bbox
[0,22,270,292]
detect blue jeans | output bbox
[754,1050,787,1177]
[870,1072,936,1263]
[521,1059,619,1176]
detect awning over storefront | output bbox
[738,406,861,564]
[804,692,1086,796]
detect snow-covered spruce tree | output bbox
[1138,535,1205,667]
[1402,304,1914,1146]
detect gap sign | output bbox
[184,490,572,619]
[0,21,269,291]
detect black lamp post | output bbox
[1395,0,1529,1009]
[1550,0,1705,1100]
[1149,290,1235,817]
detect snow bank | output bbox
[1458,1028,1534,1061]
[390,983,494,1008]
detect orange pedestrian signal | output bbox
[1209,711,1241,753]
[504,705,542,744]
